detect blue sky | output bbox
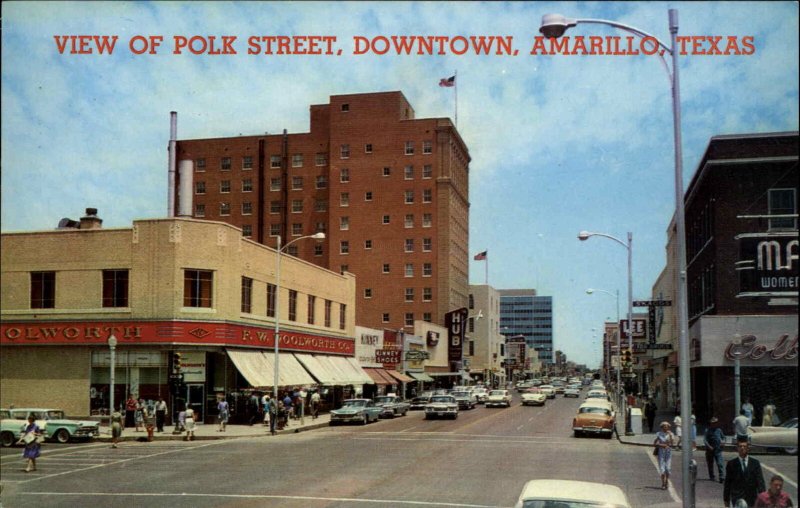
[2,1,798,367]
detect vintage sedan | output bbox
[409,395,432,410]
[424,395,459,420]
[564,386,581,398]
[514,479,631,508]
[520,388,547,406]
[1,409,30,447]
[329,399,382,426]
[485,389,512,408]
[450,390,478,410]
[748,417,797,455]
[373,395,410,418]
[472,387,489,403]
[573,402,615,438]
[9,408,98,443]
[538,385,556,399]
[585,389,611,402]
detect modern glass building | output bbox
[498,289,554,366]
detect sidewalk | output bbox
[97,413,332,442]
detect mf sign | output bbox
[736,233,799,297]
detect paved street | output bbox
[1,392,796,507]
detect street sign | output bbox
[622,373,637,379]
[646,343,673,350]
[633,300,672,307]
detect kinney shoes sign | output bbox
[736,232,799,297]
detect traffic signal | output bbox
[622,350,632,368]
[173,352,183,372]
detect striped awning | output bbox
[364,368,397,385]
[384,369,414,383]
[407,372,435,382]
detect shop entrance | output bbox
[186,384,205,423]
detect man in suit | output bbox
[724,441,766,507]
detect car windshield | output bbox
[341,400,366,408]
[451,391,469,397]
[579,407,611,416]
[430,396,453,403]
[0,410,10,419]
[45,410,66,419]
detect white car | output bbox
[520,389,547,406]
[564,386,581,398]
[424,395,459,420]
[514,479,631,508]
[585,389,611,402]
[538,385,556,399]
[485,389,512,408]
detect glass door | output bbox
[186,384,205,423]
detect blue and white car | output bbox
[329,399,382,426]
[9,408,97,443]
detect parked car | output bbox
[329,399,382,426]
[748,417,797,455]
[409,395,433,410]
[450,390,478,410]
[1,409,30,447]
[8,408,98,443]
[538,385,556,399]
[372,395,410,418]
[585,389,611,402]
[520,388,547,406]
[514,479,631,508]
[573,402,615,438]
[424,395,459,420]
[486,389,512,408]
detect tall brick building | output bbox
[174,91,471,332]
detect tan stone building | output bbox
[1,212,361,420]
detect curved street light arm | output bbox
[582,231,629,251]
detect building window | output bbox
[291,154,303,168]
[405,190,414,204]
[364,239,373,249]
[220,203,231,216]
[365,143,373,154]
[195,204,205,217]
[423,213,432,227]
[341,103,349,112]
[382,263,390,274]
[404,165,414,180]
[270,178,281,191]
[292,176,303,190]
[291,200,303,213]
[340,216,350,230]
[314,244,323,256]
[423,287,432,302]
[315,200,328,212]
[340,241,349,254]
[102,270,128,308]
[364,288,373,298]
[340,144,350,159]
[469,341,475,356]
[16,262,47,306]
[241,276,253,313]
[242,225,252,237]
[325,300,332,327]
[423,312,432,322]
[242,202,253,215]
[220,180,231,193]
[405,214,414,228]
[270,201,281,214]
[340,193,350,207]
[423,189,432,203]
[292,223,303,236]
[405,313,414,326]
[195,181,206,194]
[184,269,213,308]
[315,175,327,189]
[405,288,414,302]
[423,263,432,277]
[383,167,391,177]
[288,290,298,321]
[221,157,231,171]
[365,191,373,201]
[315,153,327,166]
[405,263,414,277]
[196,158,206,171]
[423,164,432,179]
[266,284,276,317]
[423,140,432,154]
[242,156,253,170]
[270,155,281,168]
[340,168,350,183]
[769,188,796,230]
[405,239,414,252]
[423,238,432,251]
[339,304,346,330]
[340,265,348,273]
[382,215,391,225]
[270,224,280,237]
[405,141,414,155]
[308,295,316,325]
[286,245,298,256]
[315,222,326,234]
[383,313,390,323]
[242,179,253,192]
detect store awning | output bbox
[343,357,377,385]
[384,369,414,383]
[263,352,316,387]
[226,349,273,387]
[407,372,435,382]
[294,353,341,386]
[306,355,374,386]
[364,368,396,385]
[428,372,461,377]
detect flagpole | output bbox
[454,69,458,128]
[485,253,488,285]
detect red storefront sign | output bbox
[0,320,355,355]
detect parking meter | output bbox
[688,458,697,508]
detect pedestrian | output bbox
[261,393,270,426]
[283,393,294,421]
[704,416,725,483]
[724,441,766,508]
[762,400,778,426]
[217,395,229,432]
[644,398,657,433]
[310,390,321,419]
[267,396,277,435]
[124,393,137,429]
[110,407,123,448]
[184,407,196,441]
[249,391,260,426]
[691,414,698,450]
[654,421,675,490]
[154,397,168,432]
[754,474,794,508]
[18,414,43,472]
[742,398,755,427]
[135,398,145,432]
[673,415,682,449]
[734,409,750,443]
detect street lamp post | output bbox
[544,10,692,505]
[273,232,326,402]
[586,288,620,389]
[108,334,117,417]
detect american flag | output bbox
[473,250,487,261]
[439,75,455,87]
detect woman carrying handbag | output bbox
[654,421,675,490]
[18,414,43,473]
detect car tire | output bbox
[55,428,70,444]
[1,431,14,448]
[361,415,368,425]
[424,414,431,420]
[329,421,337,426]
[573,430,582,438]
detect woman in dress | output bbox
[124,394,137,429]
[184,407,196,441]
[135,398,145,432]
[654,421,675,490]
[110,408,123,448]
[19,414,43,473]
[217,396,229,432]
